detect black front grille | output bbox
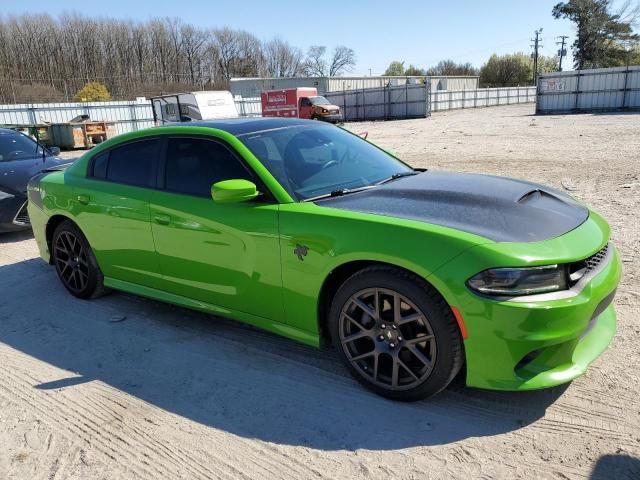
[568,244,610,286]
[585,244,609,273]
[12,202,30,226]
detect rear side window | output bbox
[92,152,108,179]
[90,139,161,188]
[165,137,253,197]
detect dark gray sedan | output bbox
[0,128,65,232]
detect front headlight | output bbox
[467,265,567,296]
[0,189,15,201]
[322,108,329,113]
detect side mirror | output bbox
[212,179,259,204]
[48,146,61,156]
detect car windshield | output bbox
[309,96,331,106]
[238,124,412,200]
[0,131,45,162]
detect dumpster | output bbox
[49,115,117,149]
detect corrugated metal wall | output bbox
[323,84,429,121]
[537,66,640,114]
[230,76,479,98]
[0,101,154,135]
[235,86,536,118]
[432,87,536,111]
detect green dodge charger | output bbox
[27,118,621,401]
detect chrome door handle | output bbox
[153,213,171,225]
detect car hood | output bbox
[320,171,589,243]
[0,156,70,193]
[314,104,340,111]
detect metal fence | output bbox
[235,85,430,121]
[0,86,539,137]
[235,86,536,120]
[235,97,262,117]
[537,66,640,114]
[323,84,430,121]
[432,86,536,112]
[0,100,154,135]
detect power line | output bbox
[531,29,543,85]
[556,35,568,71]
[421,37,531,66]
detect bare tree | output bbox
[213,27,240,81]
[303,46,328,76]
[264,38,303,77]
[181,24,206,85]
[329,46,356,76]
[0,13,357,102]
[236,31,265,77]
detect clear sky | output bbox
[2,0,618,74]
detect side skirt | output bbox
[103,276,320,348]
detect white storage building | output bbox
[230,75,479,98]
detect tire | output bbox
[329,265,464,401]
[51,220,109,299]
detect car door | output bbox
[149,136,284,321]
[74,137,164,290]
[299,97,313,119]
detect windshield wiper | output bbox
[303,185,376,202]
[303,171,422,202]
[376,170,420,185]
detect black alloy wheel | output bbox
[329,266,464,401]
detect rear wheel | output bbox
[52,220,108,299]
[329,266,464,401]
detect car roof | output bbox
[0,128,21,136]
[164,117,320,136]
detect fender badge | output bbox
[294,244,309,261]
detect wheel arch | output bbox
[45,214,77,264]
[317,259,463,349]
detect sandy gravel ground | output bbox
[1,104,638,480]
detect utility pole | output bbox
[556,35,568,71]
[531,28,543,85]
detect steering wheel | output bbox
[321,160,339,170]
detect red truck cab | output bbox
[261,88,342,123]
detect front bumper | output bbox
[318,113,342,123]
[0,193,29,232]
[431,211,622,391]
[464,244,621,390]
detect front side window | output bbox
[238,124,411,200]
[90,139,160,188]
[0,131,45,162]
[309,96,331,106]
[165,137,253,197]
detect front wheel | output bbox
[329,266,464,401]
[52,220,109,299]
